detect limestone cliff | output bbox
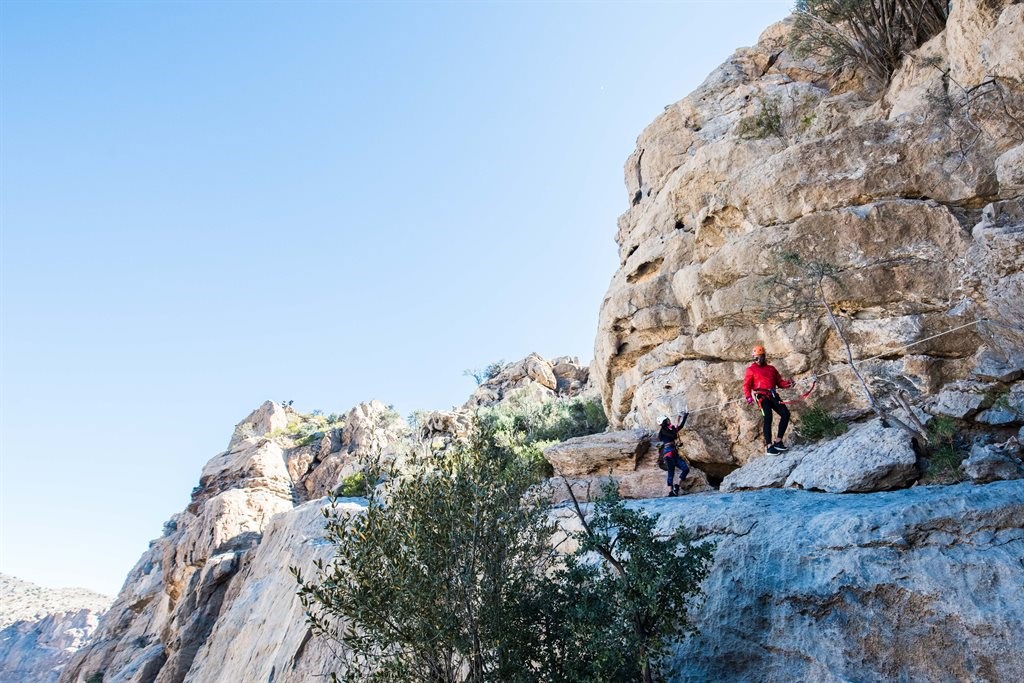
[593,0,1024,479]
[58,354,590,683]
[51,3,1024,681]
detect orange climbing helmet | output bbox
[751,345,766,357]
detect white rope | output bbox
[684,318,986,416]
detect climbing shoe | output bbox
[773,441,789,452]
[766,444,781,455]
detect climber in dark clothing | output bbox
[658,413,689,497]
[743,344,794,455]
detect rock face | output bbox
[59,354,589,683]
[544,429,712,500]
[961,437,1024,483]
[593,0,1024,478]
[0,575,111,683]
[58,400,407,683]
[464,353,589,408]
[631,480,1024,682]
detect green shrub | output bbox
[473,392,608,476]
[335,471,369,498]
[796,405,848,441]
[546,483,716,682]
[737,97,782,139]
[463,359,506,386]
[922,416,965,483]
[790,0,949,85]
[293,440,711,683]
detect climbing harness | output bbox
[684,318,987,416]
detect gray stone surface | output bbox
[785,419,919,493]
[628,480,1024,683]
[720,451,803,491]
[961,440,1024,483]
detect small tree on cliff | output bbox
[293,442,556,683]
[553,482,716,683]
[790,0,949,85]
[762,251,929,446]
[293,417,713,683]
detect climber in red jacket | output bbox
[743,345,794,455]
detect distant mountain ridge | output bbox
[0,574,111,683]
[0,574,111,630]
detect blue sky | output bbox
[1,0,791,595]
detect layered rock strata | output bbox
[59,354,591,683]
[593,0,1024,478]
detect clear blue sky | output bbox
[1,1,790,596]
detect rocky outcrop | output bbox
[961,437,1024,483]
[59,355,587,683]
[464,354,589,408]
[631,480,1024,682]
[59,399,407,683]
[544,429,711,500]
[720,415,931,493]
[593,0,1024,477]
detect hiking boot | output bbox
[773,441,789,452]
[672,484,681,496]
[766,444,781,455]
[667,488,678,497]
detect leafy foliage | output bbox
[796,404,848,441]
[463,360,507,386]
[335,471,370,498]
[790,0,949,85]
[737,97,782,139]
[293,447,558,683]
[293,421,711,683]
[552,484,716,682]
[474,391,608,475]
[921,416,965,483]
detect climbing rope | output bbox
[683,317,987,416]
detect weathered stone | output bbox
[786,419,919,493]
[545,430,713,500]
[181,500,348,683]
[610,481,1024,682]
[927,380,995,419]
[997,143,1024,196]
[228,401,289,449]
[543,430,649,477]
[462,354,590,409]
[720,451,804,492]
[961,439,1024,483]
[551,356,590,394]
[593,9,1024,467]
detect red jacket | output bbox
[743,362,792,401]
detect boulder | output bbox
[545,430,711,500]
[785,419,919,493]
[544,430,649,477]
[961,439,1024,483]
[720,451,804,492]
